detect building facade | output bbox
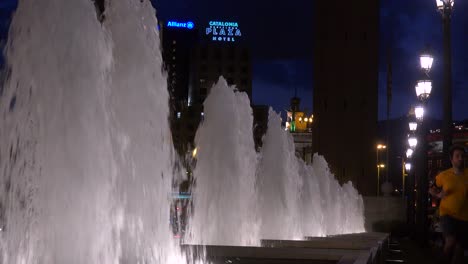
[285,97,314,164]
[312,1,380,195]
[160,19,252,156]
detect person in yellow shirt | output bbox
[429,145,468,264]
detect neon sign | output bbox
[206,21,242,42]
[167,21,195,29]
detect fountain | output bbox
[0,0,182,263]
[187,78,260,246]
[0,0,365,263]
[187,79,365,246]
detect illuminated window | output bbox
[172,40,176,44]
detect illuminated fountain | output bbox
[187,79,365,246]
[0,0,183,263]
[0,0,364,262]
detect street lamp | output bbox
[405,163,412,172]
[377,144,387,149]
[409,122,418,132]
[377,163,386,196]
[420,49,434,74]
[408,136,418,149]
[415,106,425,121]
[436,0,454,10]
[415,79,432,102]
[376,144,387,196]
[406,148,414,158]
[435,0,454,167]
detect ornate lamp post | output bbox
[414,46,434,242]
[435,0,454,167]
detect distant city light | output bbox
[177,112,181,119]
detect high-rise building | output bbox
[312,2,379,195]
[160,20,198,112]
[190,20,251,105]
[160,19,252,155]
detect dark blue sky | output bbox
[1,0,467,121]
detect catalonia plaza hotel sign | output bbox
[205,21,242,42]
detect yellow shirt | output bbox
[436,168,468,221]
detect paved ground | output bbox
[390,236,468,264]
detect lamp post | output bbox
[377,163,385,196]
[436,0,454,167]
[376,144,387,196]
[414,48,433,242]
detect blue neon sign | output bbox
[167,21,195,30]
[206,21,242,42]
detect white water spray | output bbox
[0,0,183,263]
[188,81,365,245]
[187,78,260,246]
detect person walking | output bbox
[429,145,468,264]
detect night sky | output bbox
[1,0,467,121]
